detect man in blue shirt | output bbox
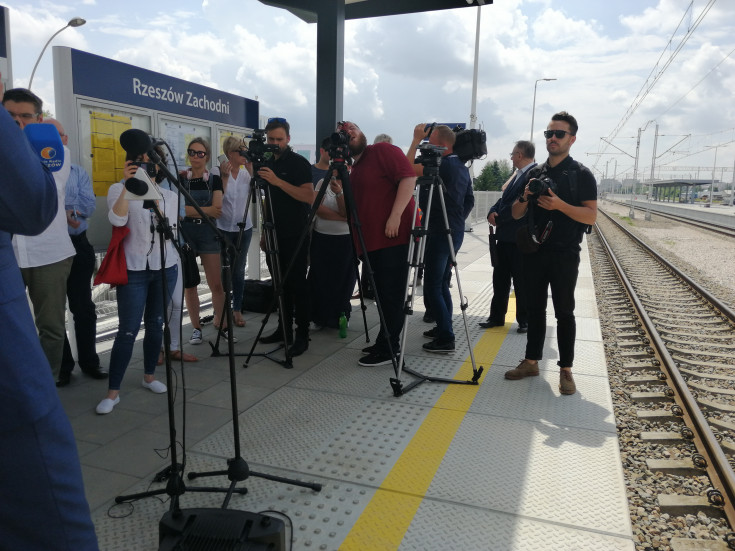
[44,118,107,386]
[407,124,475,353]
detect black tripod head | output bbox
[415,142,445,178]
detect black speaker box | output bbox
[159,508,286,551]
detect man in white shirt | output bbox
[4,88,76,381]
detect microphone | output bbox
[120,128,153,157]
[23,123,65,172]
[120,128,166,157]
[124,166,163,201]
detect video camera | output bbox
[527,176,556,198]
[416,142,445,165]
[328,129,350,164]
[242,129,280,165]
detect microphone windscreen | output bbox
[125,177,149,196]
[120,129,153,157]
[23,123,64,172]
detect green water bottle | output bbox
[338,312,347,338]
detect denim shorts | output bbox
[181,219,219,255]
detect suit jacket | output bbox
[488,162,537,242]
[0,108,59,432]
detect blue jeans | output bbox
[423,230,464,342]
[108,266,177,390]
[224,228,253,313]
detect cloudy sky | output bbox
[4,0,734,182]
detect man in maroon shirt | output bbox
[335,121,417,366]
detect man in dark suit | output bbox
[0,84,98,549]
[479,140,536,332]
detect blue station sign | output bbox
[69,48,258,128]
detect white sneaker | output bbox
[96,396,120,415]
[189,328,203,345]
[142,379,167,393]
[309,322,323,332]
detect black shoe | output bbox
[517,323,528,334]
[362,343,379,354]
[478,320,505,329]
[56,371,72,387]
[81,366,109,380]
[422,313,435,323]
[422,339,455,354]
[288,339,309,357]
[423,327,439,340]
[259,330,289,344]
[358,351,395,367]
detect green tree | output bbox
[474,160,512,191]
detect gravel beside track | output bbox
[592,203,735,550]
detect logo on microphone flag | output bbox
[40,146,62,170]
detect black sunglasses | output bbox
[544,130,574,139]
[267,117,287,124]
[187,149,207,158]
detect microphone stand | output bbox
[117,147,320,519]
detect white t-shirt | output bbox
[13,146,75,268]
[314,178,349,236]
[214,167,253,233]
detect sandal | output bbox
[234,316,246,327]
[170,350,198,362]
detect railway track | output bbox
[605,199,735,238]
[591,210,735,549]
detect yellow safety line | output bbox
[340,308,514,550]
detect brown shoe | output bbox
[504,359,539,380]
[559,369,576,395]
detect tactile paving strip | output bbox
[426,413,631,537]
[402,498,634,550]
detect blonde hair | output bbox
[222,136,244,155]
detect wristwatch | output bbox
[518,196,527,203]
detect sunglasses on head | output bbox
[267,117,287,124]
[543,129,573,139]
[187,149,207,158]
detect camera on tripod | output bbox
[416,142,446,169]
[527,176,556,198]
[328,129,350,163]
[243,130,280,165]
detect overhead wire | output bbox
[592,0,718,173]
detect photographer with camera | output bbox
[256,118,315,357]
[479,140,536,332]
[335,121,416,366]
[507,111,597,395]
[407,123,474,353]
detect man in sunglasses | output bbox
[256,118,315,356]
[507,111,597,396]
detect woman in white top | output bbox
[308,173,356,329]
[214,136,254,327]
[96,152,179,415]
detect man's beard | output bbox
[348,132,367,157]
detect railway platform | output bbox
[58,222,635,550]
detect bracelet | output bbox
[518,196,527,203]
[336,191,344,198]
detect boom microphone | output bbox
[120,128,154,157]
[24,123,65,172]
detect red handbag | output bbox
[94,225,130,287]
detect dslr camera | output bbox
[527,176,556,198]
[328,129,350,163]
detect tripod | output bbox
[115,145,320,526]
[241,164,301,369]
[389,156,483,396]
